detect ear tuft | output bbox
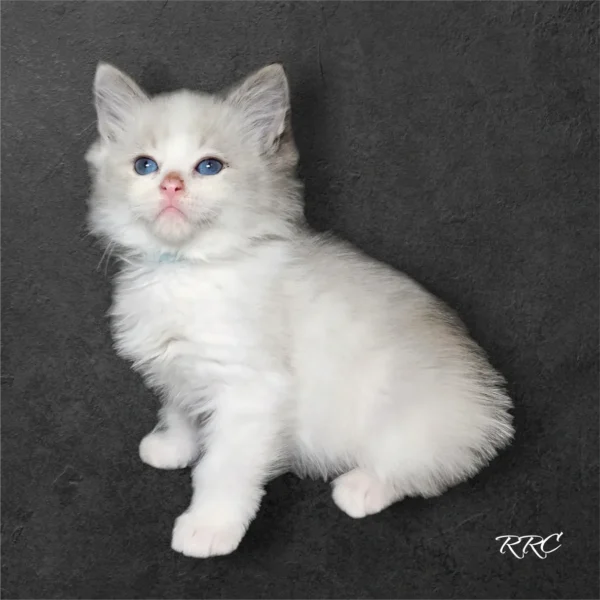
[93,62,148,141]
[226,63,290,153]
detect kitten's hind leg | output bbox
[139,406,200,470]
[332,468,403,519]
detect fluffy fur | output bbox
[86,62,514,558]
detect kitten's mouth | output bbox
[149,204,195,243]
[157,206,187,220]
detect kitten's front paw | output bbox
[332,468,399,519]
[171,511,246,558]
[139,430,197,470]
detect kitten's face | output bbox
[86,64,300,255]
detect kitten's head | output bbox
[86,63,302,259]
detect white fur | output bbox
[87,63,514,558]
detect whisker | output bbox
[75,121,96,138]
[96,241,115,274]
[104,243,115,275]
[119,254,136,266]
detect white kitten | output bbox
[86,62,514,558]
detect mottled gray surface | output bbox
[1,1,598,598]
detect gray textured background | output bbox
[2,1,598,598]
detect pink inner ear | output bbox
[227,64,289,151]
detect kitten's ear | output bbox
[93,63,148,141]
[226,64,290,153]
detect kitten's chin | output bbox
[149,211,196,244]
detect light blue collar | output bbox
[157,252,183,263]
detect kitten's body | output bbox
[87,63,513,557]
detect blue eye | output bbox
[195,158,223,176]
[134,157,159,175]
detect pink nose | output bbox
[160,174,185,204]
